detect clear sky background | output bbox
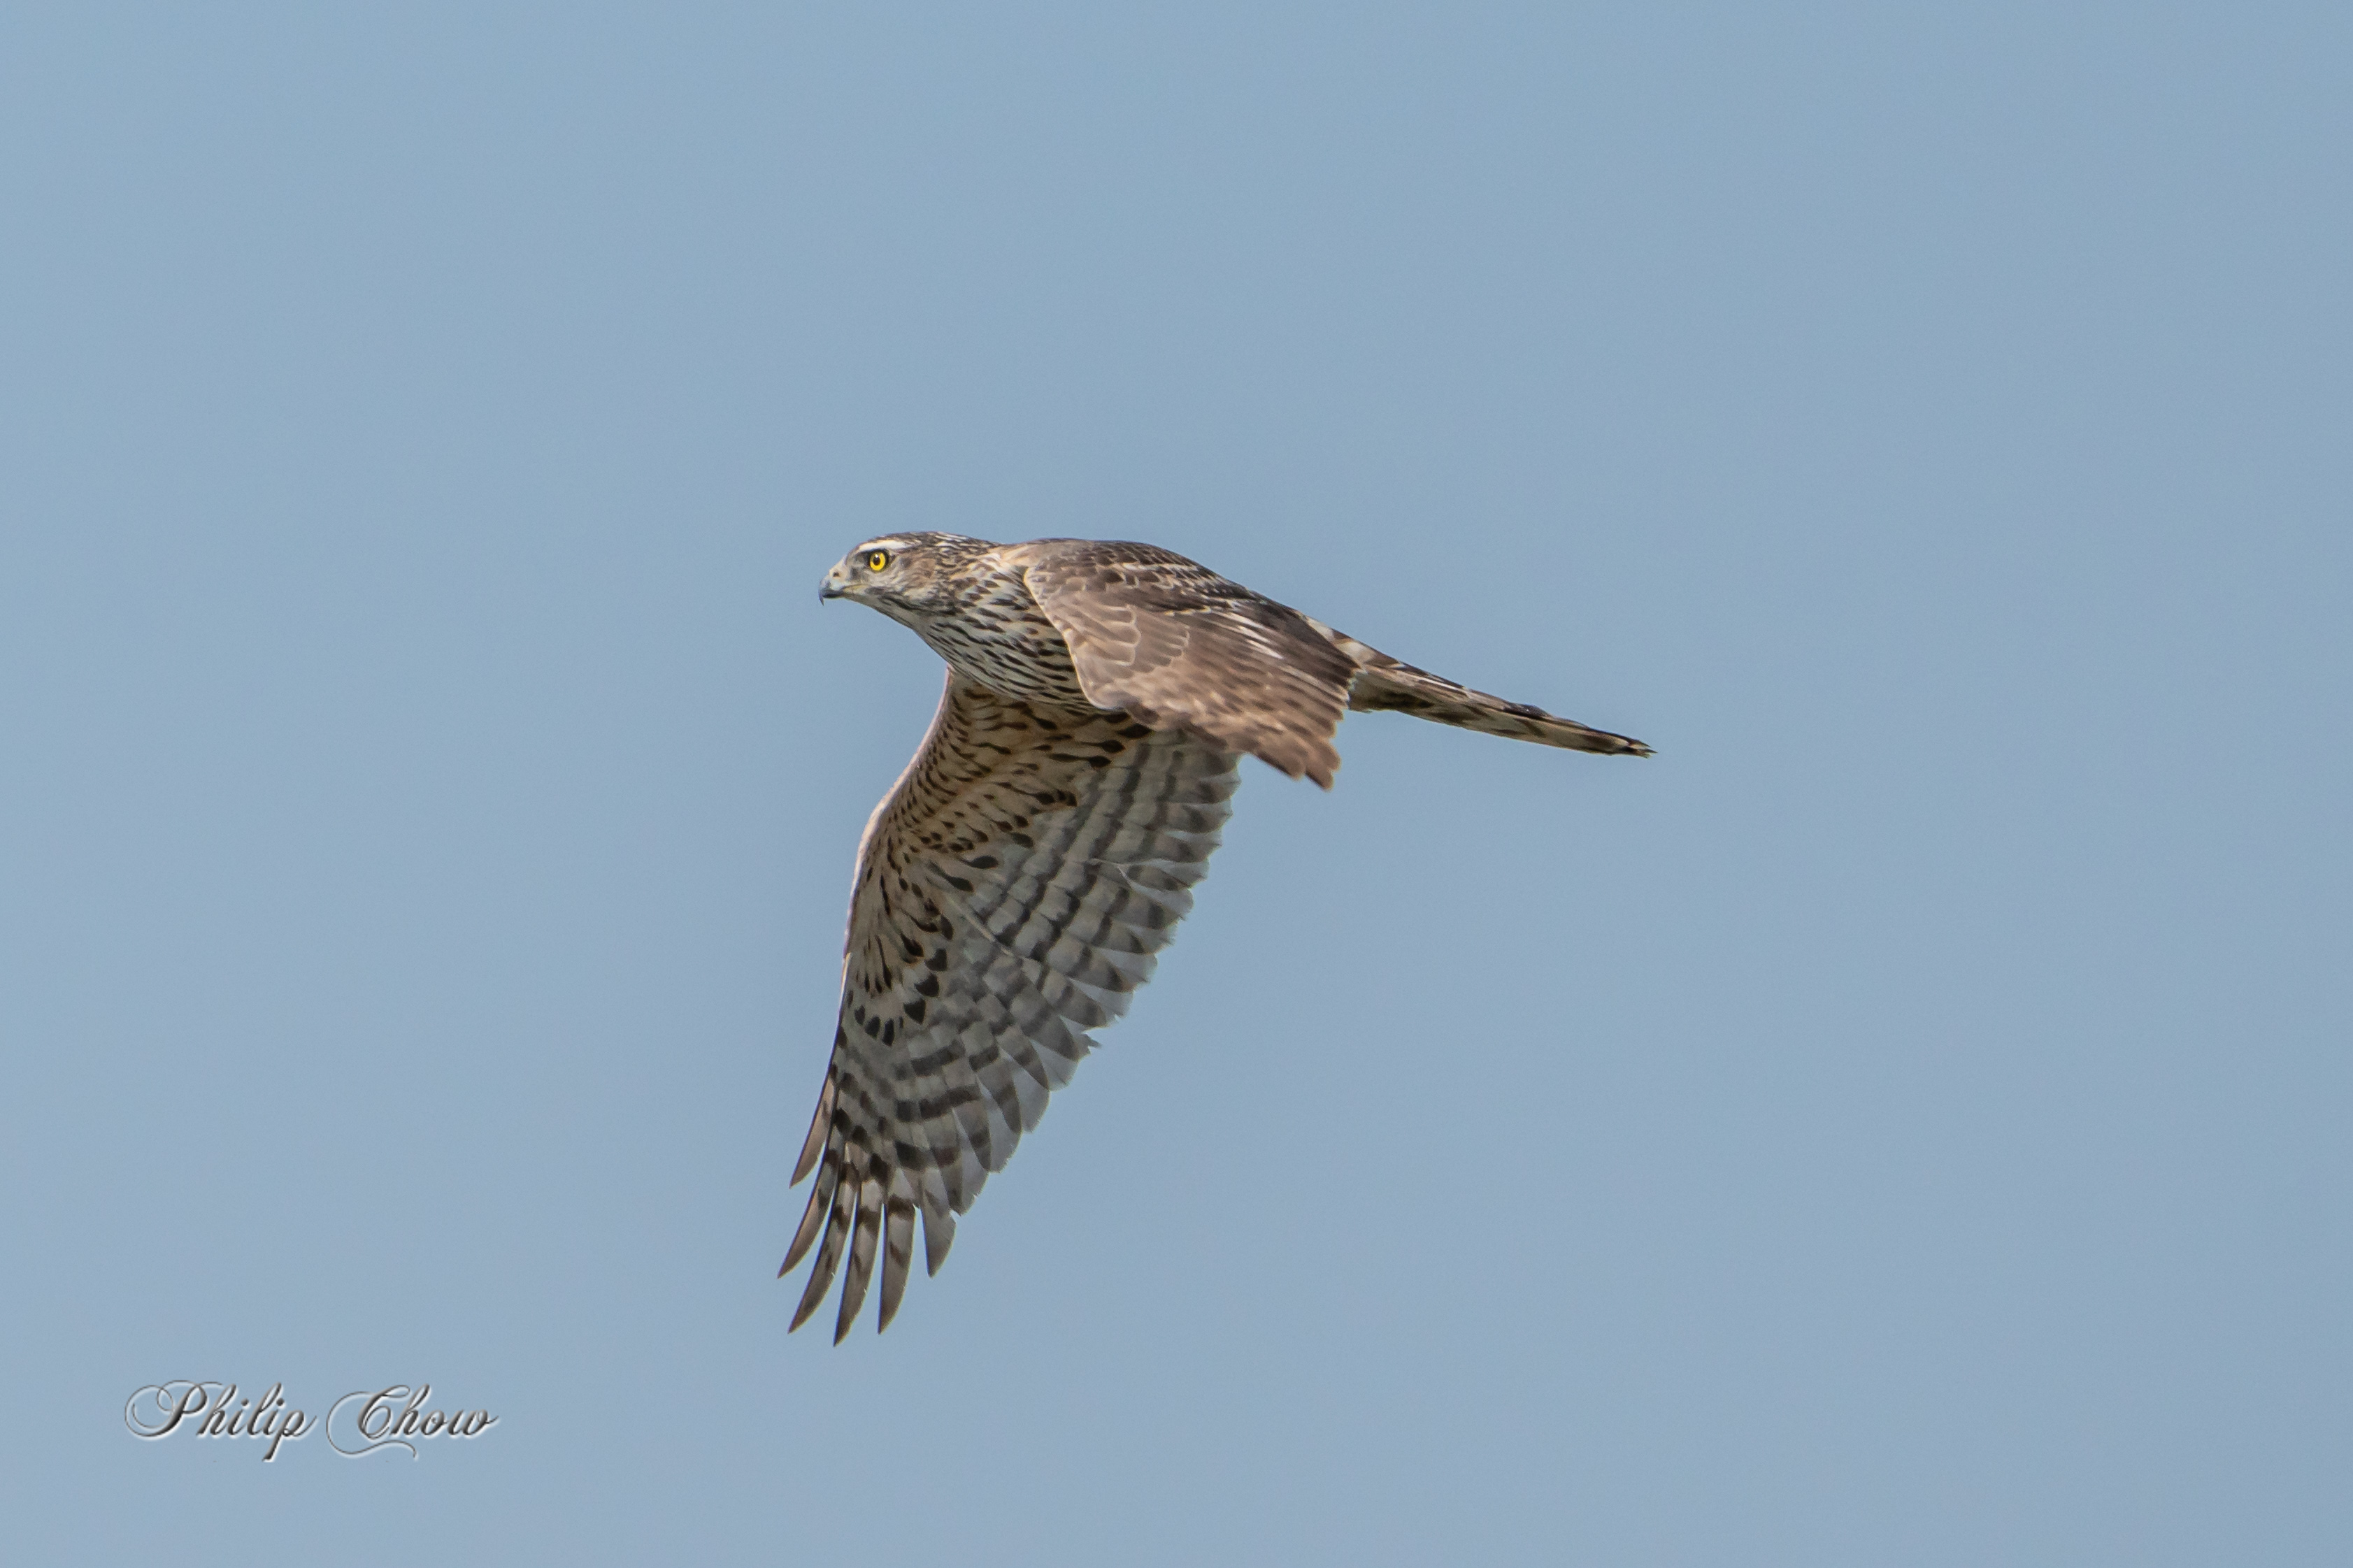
[3,4,2347,1564]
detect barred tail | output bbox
[1308,622,1652,757]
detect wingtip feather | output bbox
[791,1071,837,1185]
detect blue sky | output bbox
[3,5,2347,1564]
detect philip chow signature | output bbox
[125,1382,496,1460]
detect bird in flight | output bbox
[787,533,1649,1340]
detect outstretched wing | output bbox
[785,670,1238,1340]
[1017,541,1359,788]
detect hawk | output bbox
[787,533,1649,1339]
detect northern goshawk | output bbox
[787,533,1648,1339]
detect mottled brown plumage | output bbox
[788,533,1647,1339]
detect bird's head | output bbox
[819,533,991,624]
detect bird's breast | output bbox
[914,597,1098,712]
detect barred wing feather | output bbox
[783,670,1238,1340]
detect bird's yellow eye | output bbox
[866,550,891,572]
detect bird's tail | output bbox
[1307,621,1652,757]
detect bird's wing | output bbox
[786,669,1238,1340]
[1018,542,1359,788]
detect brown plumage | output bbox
[788,533,1649,1339]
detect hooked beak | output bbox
[818,563,852,603]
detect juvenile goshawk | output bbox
[787,533,1649,1339]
